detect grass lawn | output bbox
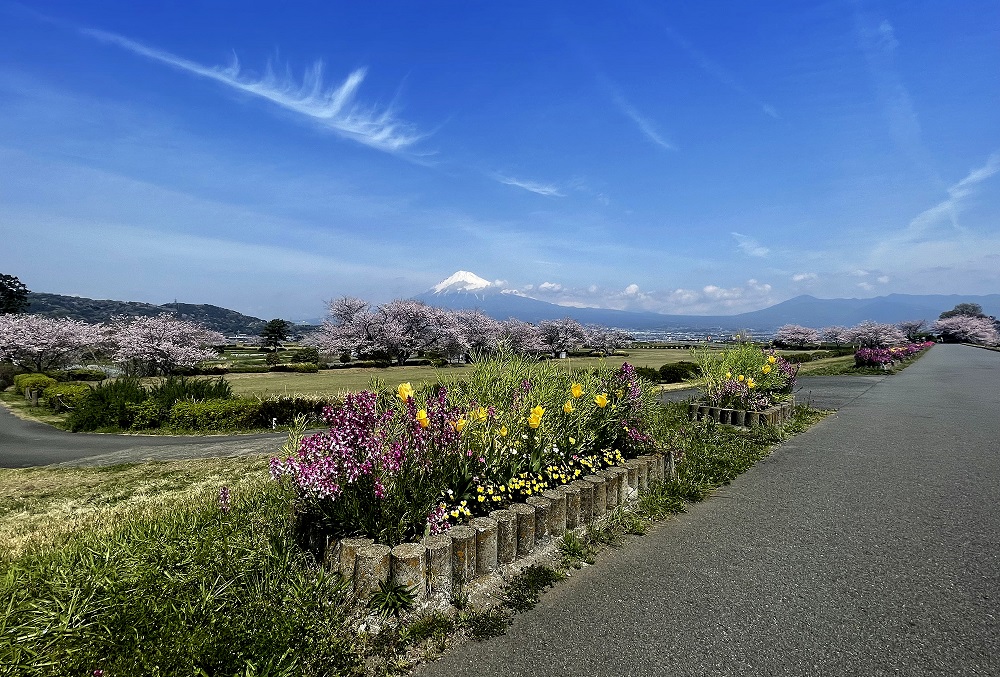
[0,455,271,563]
[225,348,711,397]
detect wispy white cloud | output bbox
[792,272,817,282]
[608,89,674,150]
[80,28,424,153]
[904,153,1000,236]
[495,174,565,196]
[732,232,770,257]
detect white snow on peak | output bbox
[433,271,493,294]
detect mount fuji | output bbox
[414,271,1000,333]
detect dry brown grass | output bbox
[0,455,271,562]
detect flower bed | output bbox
[854,341,933,367]
[270,356,663,548]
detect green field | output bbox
[224,347,711,396]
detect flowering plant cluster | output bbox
[270,356,660,544]
[854,341,933,367]
[695,342,797,411]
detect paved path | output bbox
[0,405,283,467]
[418,344,1000,677]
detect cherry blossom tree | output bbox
[496,318,546,356]
[774,324,820,348]
[0,314,103,372]
[819,326,850,346]
[453,309,502,358]
[585,324,633,354]
[105,314,225,376]
[844,321,906,348]
[931,315,1000,345]
[538,318,587,356]
[896,320,926,342]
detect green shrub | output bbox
[13,373,58,394]
[148,376,233,407]
[781,351,827,363]
[227,365,270,374]
[169,399,263,431]
[291,347,320,364]
[658,361,700,383]
[269,363,319,373]
[45,368,108,382]
[634,365,660,382]
[127,400,170,429]
[0,362,16,391]
[257,396,334,427]
[42,383,91,411]
[67,378,148,431]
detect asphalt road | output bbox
[417,344,1000,677]
[0,405,283,467]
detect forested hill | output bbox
[24,292,269,336]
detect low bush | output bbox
[172,365,230,376]
[227,365,269,374]
[148,376,233,407]
[290,347,320,364]
[659,361,700,383]
[42,383,91,411]
[45,368,108,382]
[257,396,333,427]
[68,378,148,431]
[269,363,319,373]
[0,363,16,391]
[169,399,263,431]
[13,373,58,394]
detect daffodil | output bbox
[397,382,414,401]
[571,382,584,398]
[595,393,609,408]
[416,409,429,428]
[563,400,574,414]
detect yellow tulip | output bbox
[737,375,745,382]
[725,371,732,379]
[563,400,574,414]
[397,382,414,401]
[475,406,488,422]
[762,364,772,374]
[595,393,609,408]
[531,405,545,419]
[571,383,584,398]
[416,409,429,428]
[528,414,542,429]
[499,426,508,437]
[452,418,467,432]
[747,378,756,389]
[767,355,777,364]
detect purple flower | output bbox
[218,486,230,514]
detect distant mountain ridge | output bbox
[417,272,1000,332]
[25,292,270,336]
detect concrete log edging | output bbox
[330,454,671,605]
[687,396,795,427]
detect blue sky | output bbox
[1,1,998,321]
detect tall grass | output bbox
[0,481,361,676]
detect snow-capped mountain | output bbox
[431,271,495,296]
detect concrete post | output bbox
[636,458,648,493]
[542,489,567,536]
[584,475,607,518]
[390,543,427,603]
[511,503,536,557]
[449,525,477,586]
[423,534,453,598]
[611,466,629,504]
[471,517,499,576]
[571,479,593,525]
[490,509,517,565]
[526,495,552,543]
[625,461,640,500]
[338,537,374,579]
[600,470,619,511]
[354,544,392,600]
[560,484,581,530]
